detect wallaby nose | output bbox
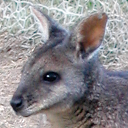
[10,96,23,111]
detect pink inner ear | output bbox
[77,13,108,51]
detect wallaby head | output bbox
[10,7,125,128]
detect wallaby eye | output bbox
[43,72,60,83]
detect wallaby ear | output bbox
[30,7,67,42]
[76,13,108,59]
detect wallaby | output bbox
[10,7,128,128]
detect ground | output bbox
[0,34,50,128]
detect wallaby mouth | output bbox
[10,95,37,117]
[10,98,39,117]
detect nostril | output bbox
[10,97,23,111]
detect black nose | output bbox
[10,96,23,111]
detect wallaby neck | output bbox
[45,101,96,128]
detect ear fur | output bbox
[76,13,108,59]
[30,7,50,42]
[30,7,68,43]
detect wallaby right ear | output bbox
[30,7,67,42]
[75,13,108,60]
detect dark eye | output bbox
[43,71,60,83]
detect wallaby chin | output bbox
[10,7,128,128]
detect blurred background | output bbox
[0,0,128,128]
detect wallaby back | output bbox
[10,7,128,128]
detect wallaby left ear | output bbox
[30,7,68,42]
[76,13,108,59]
